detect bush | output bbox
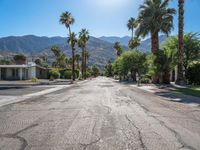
[74,70,80,78]
[140,77,151,84]
[63,69,80,79]
[186,63,200,85]
[64,70,72,79]
[49,69,60,79]
[31,77,38,82]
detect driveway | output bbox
[0,77,200,150]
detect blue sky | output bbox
[0,0,200,38]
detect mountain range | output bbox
[0,35,167,68]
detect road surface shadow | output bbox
[154,91,200,106]
[115,80,200,106]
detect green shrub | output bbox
[64,70,72,79]
[140,77,151,84]
[49,69,60,79]
[74,69,80,78]
[63,70,80,79]
[59,69,67,79]
[186,63,200,85]
[86,71,92,78]
[31,77,38,82]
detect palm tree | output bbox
[60,11,75,35]
[128,37,141,50]
[176,0,185,84]
[113,42,122,57]
[75,54,81,69]
[127,17,138,39]
[78,29,90,79]
[136,0,176,55]
[85,51,90,69]
[60,11,76,80]
[67,32,77,80]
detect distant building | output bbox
[0,62,48,80]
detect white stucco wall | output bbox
[28,66,36,79]
[6,69,13,79]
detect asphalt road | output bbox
[0,77,200,150]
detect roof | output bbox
[0,64,29,68]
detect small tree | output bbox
[113,42,122,57]
[13,54,27,65]
[92,65,100,77]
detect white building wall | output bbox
[6,69,13,79]
[28,66,36,79]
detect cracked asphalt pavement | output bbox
[0,77,200,150]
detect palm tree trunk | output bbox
[81,48,84,78]
[176,0,185,85]
[151,32,159,55]
[72,47,75,81]
[84,51,87,79]
[68,26,71,35]
[131,29,134,40]
[67,26,75,81]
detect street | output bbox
[0,77,200,150]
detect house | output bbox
[0,62,48,80]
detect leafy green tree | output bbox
[105,60,113,77]
[113,42,122,57]
[35,58,43,66]
[67,32,78,80]
[13,54,27,65]
[136,0,176,55]
[60,11,76,80]
[162,33,200,77]
[78,29,90,79]
[186,63,200,85]
[92,65,100,77]
[113,51,147,81]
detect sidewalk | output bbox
[131,84,200,107]
[0,79,71,86]
[0,85,71,107]
[0,79,90,107]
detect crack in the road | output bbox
[102,105,112,114]
[125,115,147,150]
[80,137,101,150]
[128,96,197,150]
[0,123,38,150]
[118,88,198,150]
[150,115,196,150]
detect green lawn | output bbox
[175,88,200,97]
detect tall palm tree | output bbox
[60,11,75,35]
[127,17,138,39]
[60,11,76,80]
[78,29,90,79]
[113,42,122,57]
[176,0,185,84]
[85,51,90,70]
[136,0,176,55]
[67,32,77,80]
[75,54,81,69]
